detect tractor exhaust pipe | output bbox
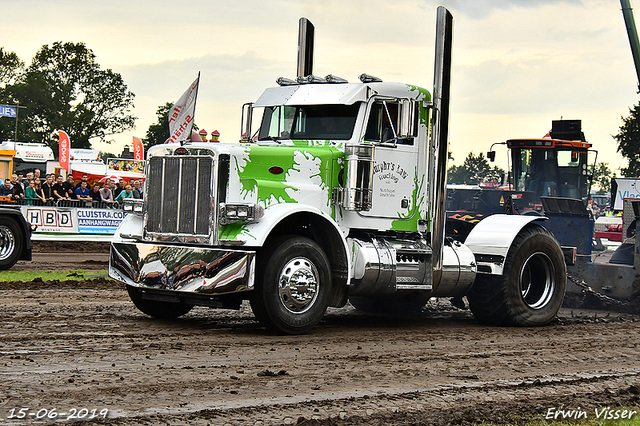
[429,6,453,289]
[621,0,640,88]
[297,17,315,78]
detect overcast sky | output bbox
[2,0,639,172]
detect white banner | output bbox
[20,206,128,235]
[167,74,200,143]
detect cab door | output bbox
[359,99,419,220]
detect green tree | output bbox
[447,164,470,184]
[0,47,23,86]
[614,102,640,177]
[7,41,136,151]
[144,102,173,150]
[98,151,117,163]
[0,48,24,141]
[591,162,613,194]
[448,152,505,185]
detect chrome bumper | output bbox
[109,241,255,295]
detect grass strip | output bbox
[0,270,109,282]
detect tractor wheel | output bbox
[467,225,566,326]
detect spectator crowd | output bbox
[0,172,143,208]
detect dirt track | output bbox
[1,243,639,425]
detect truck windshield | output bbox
[258,104,359,141]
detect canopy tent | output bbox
[69,159,144,185]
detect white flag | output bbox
[167,74,200,144]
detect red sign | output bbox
[132,136,144,161]
[58,131,70,172]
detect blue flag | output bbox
[0,105,17,118]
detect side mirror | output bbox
[486,151,496,162]
[240,102,253,142]
[398,99,418,138]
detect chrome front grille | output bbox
[145,155,216,244]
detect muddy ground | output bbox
[0,243,639,425]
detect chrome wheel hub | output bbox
[0,225,15,261]
[278,257,319,314]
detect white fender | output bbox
[463,214,548,275]
[223,203,351,281]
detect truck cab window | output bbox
[365,101,413,145]
[258,104,359,141]
[258,106,296,140]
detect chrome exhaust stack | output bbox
[429,6,454,289]
[297,17,315,78]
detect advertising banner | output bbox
[107,158,145,173]
[59,131,70,172]
[20,206,128,235]
[132,136,144,161]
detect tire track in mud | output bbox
[1,281,640,425]
[77,369,640,425]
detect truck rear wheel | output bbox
[126,285,194,319]
[0,218,23,270]
[467,225,566,326]
[250,236,331,335]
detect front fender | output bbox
[464,214,548,275]
[220,203,346,247]
[222,203,353,301]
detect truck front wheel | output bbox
[250,236,331,334]
[0,218,23,270]
[467,225,566,326]
[127,285,194,319]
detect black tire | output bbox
[126,285,194,319]
[250,235,331,335]
[0,218,23,270]
[467,225,566,326]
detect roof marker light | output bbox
[359,73,383,83]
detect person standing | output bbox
[89,183,101,205]
[100,179,116,206]
[34,179,46,204]
[10,174,24,202]
[113,178,125,199]
[63,175,76,199]
[41,174,55,203]
[75,181,92,202]
[24,172,34,186]
[0,179,13,196]
[115,184,134,203]
[132,179,143,199]
[24,180,37,205]
[75,173,89,190]
[52,175,68,201]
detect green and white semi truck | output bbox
[109,7,568,334]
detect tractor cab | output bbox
[508,137,592,203]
